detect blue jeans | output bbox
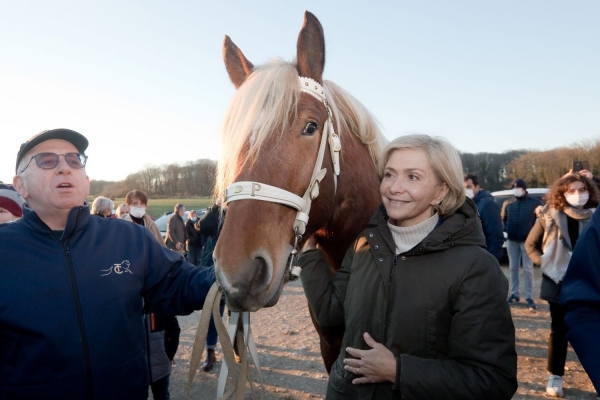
[206,297,226,349]
[150,374,170,400]
[186,244,203,266]
[507,240,534,300]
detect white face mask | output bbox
[190,217,197,222]
[129,206,146,218]
[565,193,589,207]
[465,189,474,199]
[512,188,524,197]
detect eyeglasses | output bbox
[566,187,588,195]
[20,152,88,173]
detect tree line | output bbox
[91,139,600,197]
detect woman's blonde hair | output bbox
[378,134,465,217]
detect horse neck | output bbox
[318,130,381,271]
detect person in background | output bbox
[561,208,600,396]
[1,128,213,398]
[120,189,164,245]
[165,203,186,256]
[186,210,203,266]
[298,134,517,399]
[91,196,114,218]
[464,173,504,261]
[0,184,25,224]
[502,178,544,308]
[526,174,598,396]
[116,202,129,218]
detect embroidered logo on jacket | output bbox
[101,260,132,276]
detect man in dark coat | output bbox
[185,209,203,266]
[464,173,504,261]
[165,203,186,255]
[502,178,543,308]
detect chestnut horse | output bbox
[214,11,386,372]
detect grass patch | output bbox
[87,197,215,218]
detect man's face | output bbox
[464,179,480,197]
[13,139,90,215]
[178,207,186,216]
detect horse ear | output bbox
[296,11,325,83]
[223,35,254,89]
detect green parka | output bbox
[298,200,517,399]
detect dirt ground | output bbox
[165,264,598,399]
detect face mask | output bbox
[129,206,146,218]
[465,189,474,199]
[512,188,524,197]
[190,217,197,222]
[565,193,589,207]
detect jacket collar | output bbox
[22,202,90,240]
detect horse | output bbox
[213,11,387,372]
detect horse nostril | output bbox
[249,256,271,295]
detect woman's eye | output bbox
[408,175,419,180]
[302,122,318,136]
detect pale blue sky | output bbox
[1,1,598,183]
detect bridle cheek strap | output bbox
[224,76,340,237]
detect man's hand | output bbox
[344,332,397,384]
[176,242,183,250]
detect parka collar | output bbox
[22,202,91,241]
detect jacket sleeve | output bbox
[186,221,198,243]
[142,228,215,315]
[525,218,545,266]
[297,247,353,327]
[479,198,505,261]
[561,210,600,394]
[398,252,518,400]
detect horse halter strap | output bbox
[224,76,341,237]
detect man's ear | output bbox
[13,175,30,199]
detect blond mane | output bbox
[215,59,386,197]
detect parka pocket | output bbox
[327,359,358,397]
[424,309,437,358]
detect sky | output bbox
[1,1,598,183]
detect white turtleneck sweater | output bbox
[387,213,440,255]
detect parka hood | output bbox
[370,198,487,256]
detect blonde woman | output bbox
[299,134,517,399]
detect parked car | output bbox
[154,209,206,240]
[491,188,549,262]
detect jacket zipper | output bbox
[63,241,94,399]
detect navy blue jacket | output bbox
[473,190,504,261]
[561,209,600,394]
[501,194,543,242]
[0,204,215,399]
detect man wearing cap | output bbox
[501,178,544,308]
[0,183,25,223]
[0,129,215,399]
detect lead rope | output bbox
[187,282,265,400]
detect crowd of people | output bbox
[1,128,599,399]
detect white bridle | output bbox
[223,76,341,237]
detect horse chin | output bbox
[263,275,286,308]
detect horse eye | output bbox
[302,122,318,136]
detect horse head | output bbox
[214,11,384,312]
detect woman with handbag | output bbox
[526,173,599,397]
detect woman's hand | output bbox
[344,332,397,384]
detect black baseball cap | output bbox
[16,129,89,173]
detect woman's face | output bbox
[564,180,589,208]
[129,197,146,209]
[380,149,448,227]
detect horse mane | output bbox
[215,59,387,197]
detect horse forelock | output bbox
[215,59,387,197]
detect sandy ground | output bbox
[162,264,598,399]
